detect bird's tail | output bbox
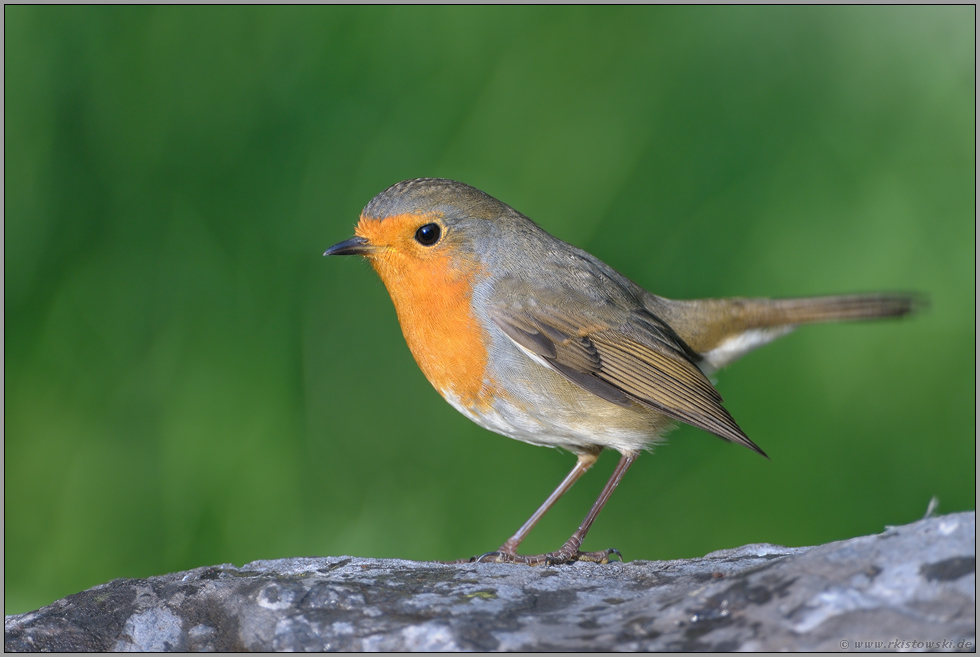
[657,293,924,371]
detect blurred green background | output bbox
[5,6,974,614]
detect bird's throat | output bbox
[368,251,491,412]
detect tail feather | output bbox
[737,293,922,327]
[652,293,923,371]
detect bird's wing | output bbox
[489,285,765,456]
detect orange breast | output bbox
[356,216,490,410]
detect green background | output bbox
[5,6,975,615]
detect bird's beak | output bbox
[323,235,374,256]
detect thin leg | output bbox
[498,451,599,554]
[446,451,598,565]
[473,451,639,565]
[547,451,638,564]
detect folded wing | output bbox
[489,286,765,456]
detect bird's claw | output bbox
[455,547,623,565]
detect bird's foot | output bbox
[455,546,622,565]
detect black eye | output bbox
[415,223,441,246]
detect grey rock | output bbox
[5,512,975,652]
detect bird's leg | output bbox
[469,451,638,565]
[543,451,637,564]
[496,450,600,555]
[445,451,598,565]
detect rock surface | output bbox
[5,512,975,652]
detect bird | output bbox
[324,178,918,565]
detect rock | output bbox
[5,512,975,652]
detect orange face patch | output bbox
[355,214,490,410]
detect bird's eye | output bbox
[415,223,441,246]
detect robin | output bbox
[324,178,918,565]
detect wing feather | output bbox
[490,292,765,456]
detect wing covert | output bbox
[489,288,765,456]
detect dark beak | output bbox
[323,235,373,256]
